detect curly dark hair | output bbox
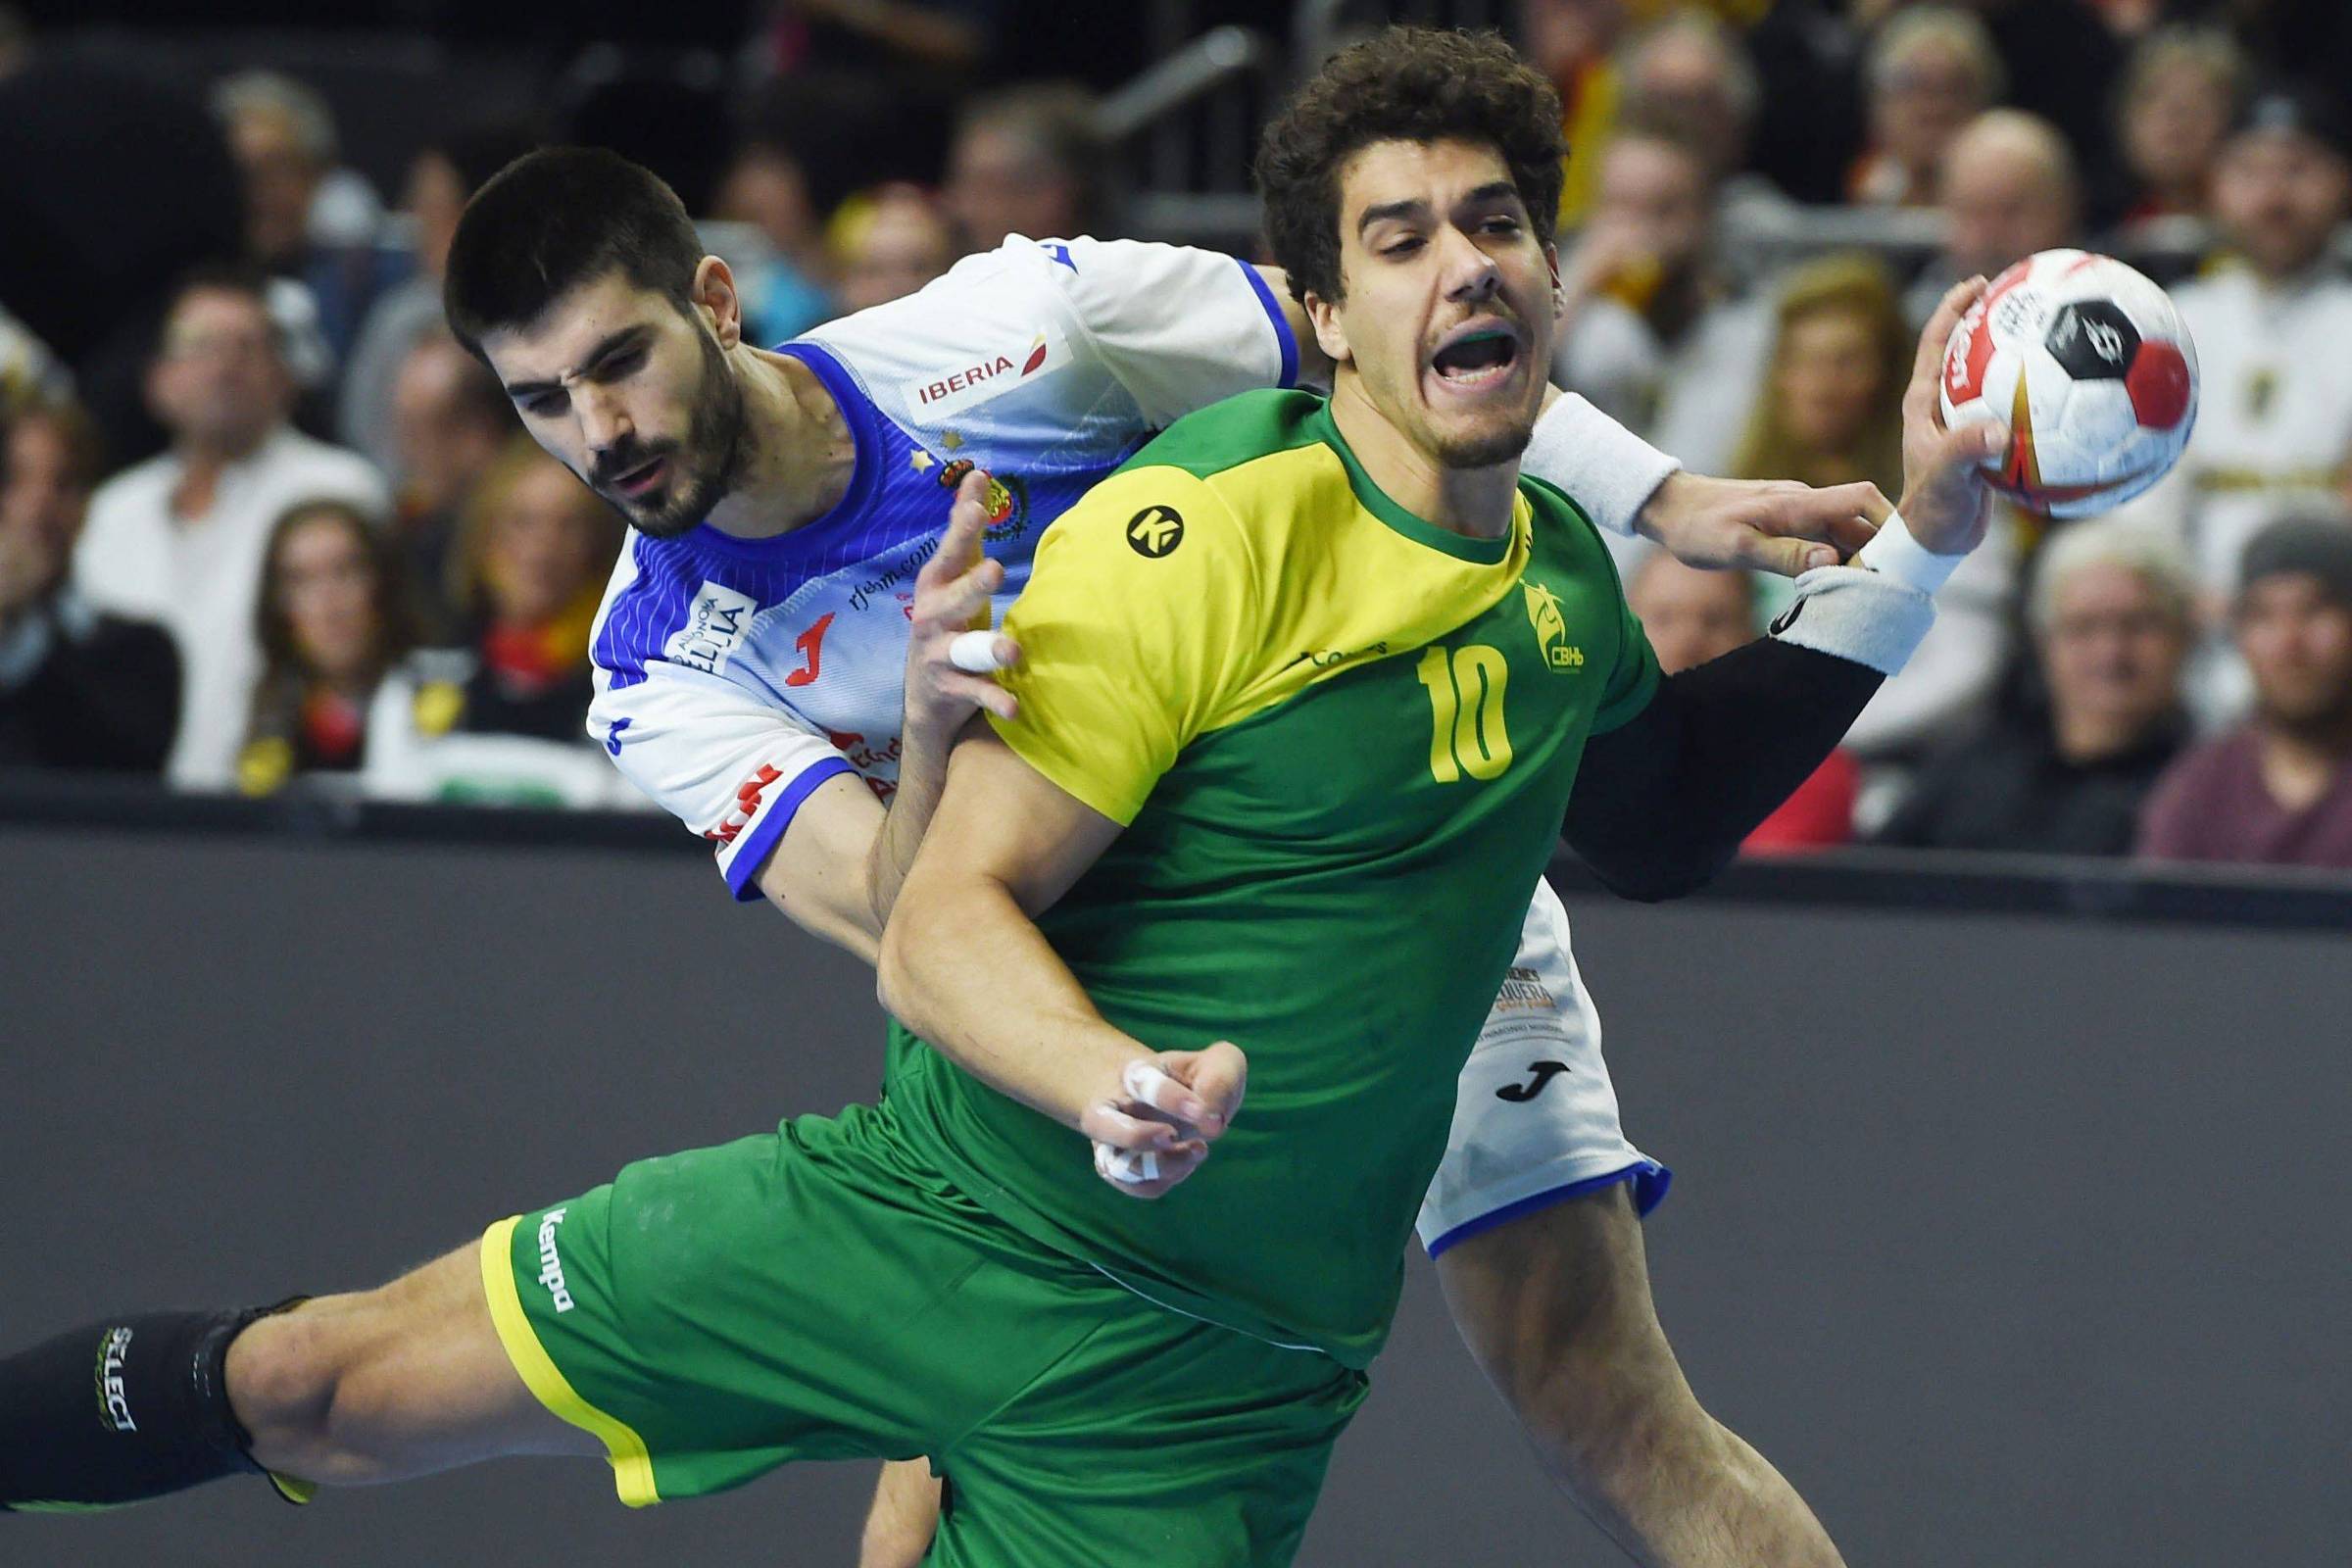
[1256,26,1566,308]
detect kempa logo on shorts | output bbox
[96,1326,136,1431]
[536,1208,576,1313]
[665,582,760,676]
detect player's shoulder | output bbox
[1116,387,1327,482]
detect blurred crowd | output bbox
[2,0,2350,874]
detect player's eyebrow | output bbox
[1356,182,1523,235]
[501,325,651,400]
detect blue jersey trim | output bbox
[724,756,856,903]
[684,342,885,565]
[1421,1159,1673,1259]
[1239,259,1299,390]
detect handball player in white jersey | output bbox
[449,148,1880,1564]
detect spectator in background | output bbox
[237,498,418,797]
[74,268,387,793]
[2114,26,2246,225]
[1879,519,2192,855]
[1552,120,1772,482]
[0,399,179,773]
[1732,248,2012,775]
[1848,6,2003,208]
[2138,517,2352,868]
[1617,9,1796,271]
[1729,253,1906,498]
[388,332,514,630]
[339,122,538,475]
[829,184,959,315]
[1626,550,1857,852]
[355,445,632,809]
[1963,0,2129,220]
[214,71,397,370]
[2117,84,2352,634]
[942,83,1107,252]
[0,43,244,468]
[1905,109,2083,327]
[1518,0,1634,228]
[714,110,835,343]
[444,443,621,744]
[0,300,67,419]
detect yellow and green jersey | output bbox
[888,389,1658,1367]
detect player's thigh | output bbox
[933,1303,1367,1568]
[1417,879,1668,1255]
[490,1106,1114,1507]
[232,1242,596,1473]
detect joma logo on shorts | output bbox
[537,1208,576,1313]
[98,1326,136,1431]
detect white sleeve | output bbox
[1520,392,1682,537]
[1046,235,1298,426]
[588,663,858,902]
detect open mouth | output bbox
[1427,321,1523,392]
[610,455,669,499]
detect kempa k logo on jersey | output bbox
[665,582,760,676]
[904,323,1069,422]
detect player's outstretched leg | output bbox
[0,1239,595,1514]
[1437,1186,1846,1568]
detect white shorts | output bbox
[1416,878,1670,1257]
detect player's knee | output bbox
[226,1300,384,1472]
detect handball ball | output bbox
[1939,249,2198,518]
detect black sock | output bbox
[0,1306,293,1512]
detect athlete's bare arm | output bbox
[878,725,1246,1198]
[1251,263,1882,576]
[743,470,1018,964]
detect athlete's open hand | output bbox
[1896,275,2009,558]
[904,468,1021,746]
[1085,1044,1248,1200]
[1637,470,1888,577]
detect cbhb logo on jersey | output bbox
[1523,582,1584,669]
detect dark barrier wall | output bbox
[2,824,2345,1567]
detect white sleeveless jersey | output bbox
[587,235,1677,898]
[587,236,1301,896]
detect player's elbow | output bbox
[1576,844,1732,904]
[875,910,920,1027]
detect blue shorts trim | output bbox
[1421,1159,1673,1259]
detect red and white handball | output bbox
[1939,249,2198,518]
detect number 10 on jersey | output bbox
[1417,645,1512,783]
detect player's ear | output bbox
[1304,290,1351,370]
[692,256,743,350]
[1545,243,1563,319]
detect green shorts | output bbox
[480,1098,1368,1567]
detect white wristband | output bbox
[1854,509,1964,596]
[1520,393,1681,537]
